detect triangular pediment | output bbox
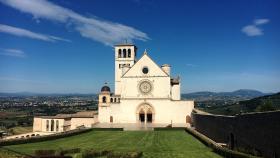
[122,53,169,77]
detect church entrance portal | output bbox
[139,113,152,123]
[137,104,154,123]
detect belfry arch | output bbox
[136,103,155,123]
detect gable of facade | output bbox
[120,53,172,99]
[122,53,169,78]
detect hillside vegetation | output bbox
[203,92,280,115]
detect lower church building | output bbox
[98,44,194,126]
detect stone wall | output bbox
[191,110,280,158]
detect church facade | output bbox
[98,44,194,126]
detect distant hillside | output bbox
[203,92,280,115]
[182,89,271,101]
[221,89,265,97]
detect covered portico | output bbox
[136,103,155,123]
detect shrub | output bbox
[82,149,106,158]
[34,149,56,156]
[60,148,81,155]
[82,149,110,158]
[35,149,78,158]
[255,100,276,112]
[81,149,142,158]
[107,151,143,158]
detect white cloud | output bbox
[0,48,26,58]
[48,36,71,42]
[254,18,269,25]
[241,18,269,37]
[0,0,149,46]
[242,25,263,36]
[0,24,71,42]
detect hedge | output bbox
[91,128,124,131]
[34,148,80,157]
[82,149,142,158]
[185,127,261,158]
[0,128,93,146]
[154,127,186,131]
[59,148,81,155]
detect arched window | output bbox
[123,49,127,58]
[110,116,113,123]
[56,120,59,131]
[110,98,113,102]
[128,49,131,57]
[114,98,117,102]
[51,120,54,131]
[118,49,122,58]
[46,120,49,131]
[118,98,120,102]
[102,96,106,103]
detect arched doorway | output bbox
[186,115,191,124]
[136,103,155,123]
[147,109,153,123]
[139,109,145,122]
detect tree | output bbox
[256,100,275,112]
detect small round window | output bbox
[142,67,149,74]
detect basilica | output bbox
[21,43,194,138]
[98,44,194,126]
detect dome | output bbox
[101,86,110,92]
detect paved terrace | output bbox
[92,123,189,131]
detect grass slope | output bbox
[10,126,33,135]
[4,130,221,158]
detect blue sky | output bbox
[0,0,279,93]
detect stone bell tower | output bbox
[114,44,137,95]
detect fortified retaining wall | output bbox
[191,110,280,158]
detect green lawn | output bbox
[3,130,222,158]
